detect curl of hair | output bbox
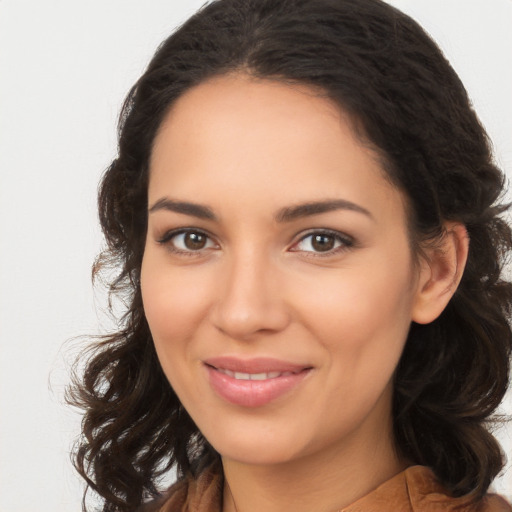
[68,0,512,510]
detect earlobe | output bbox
[411,222,469,325]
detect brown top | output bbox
[150,464,511,512]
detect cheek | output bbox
[140,256,214,398]
[293,254,416,365]
[299,266,415,427]
[141,257,213,343]
[140,265,217,415]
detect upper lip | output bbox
[204,356,311,374]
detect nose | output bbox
[210,250,291,340]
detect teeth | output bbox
[234,372,252,380]
[249,371,281,380]
[218,369,289,380]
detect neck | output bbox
[221,420,406,512]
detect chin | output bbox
[201,422,304,466]
[216,441,299,466]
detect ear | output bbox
[412,222,469,325]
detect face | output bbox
[141,74,423,467]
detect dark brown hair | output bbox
[68,0,512,510]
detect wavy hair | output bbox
[68,0,512,510]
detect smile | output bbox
[216,369,295,380]
[204,357,312,407]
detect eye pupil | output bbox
[312,234,335,252]
[184,232,207,250]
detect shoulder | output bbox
[481,495,512,512]
[138,462,223,512]
[136,478,189,512]
[343,466,511,512]
[404,466,512,512]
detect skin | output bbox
[141,74,467,512]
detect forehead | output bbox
[151,74,351,172]
[148,73,405,224]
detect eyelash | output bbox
[157,228,354,257]
[290,229,354,257]
[157,228,218,256]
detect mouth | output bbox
[203,357,312,407]
[213,368,296,381]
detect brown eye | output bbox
[311,234,335,252]
[291,230,353,255]
[184,232,208,250]
[160,230,216,253]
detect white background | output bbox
[0,1,510,510]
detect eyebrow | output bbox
[148,197,372,222]
[275,199,373,222]
[148,198,217,220]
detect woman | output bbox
[69,0,512,510]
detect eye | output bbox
[291,230,353,254]
[158,229,217,253]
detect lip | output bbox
[204,356,312,407]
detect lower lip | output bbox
[206,366,310,408]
